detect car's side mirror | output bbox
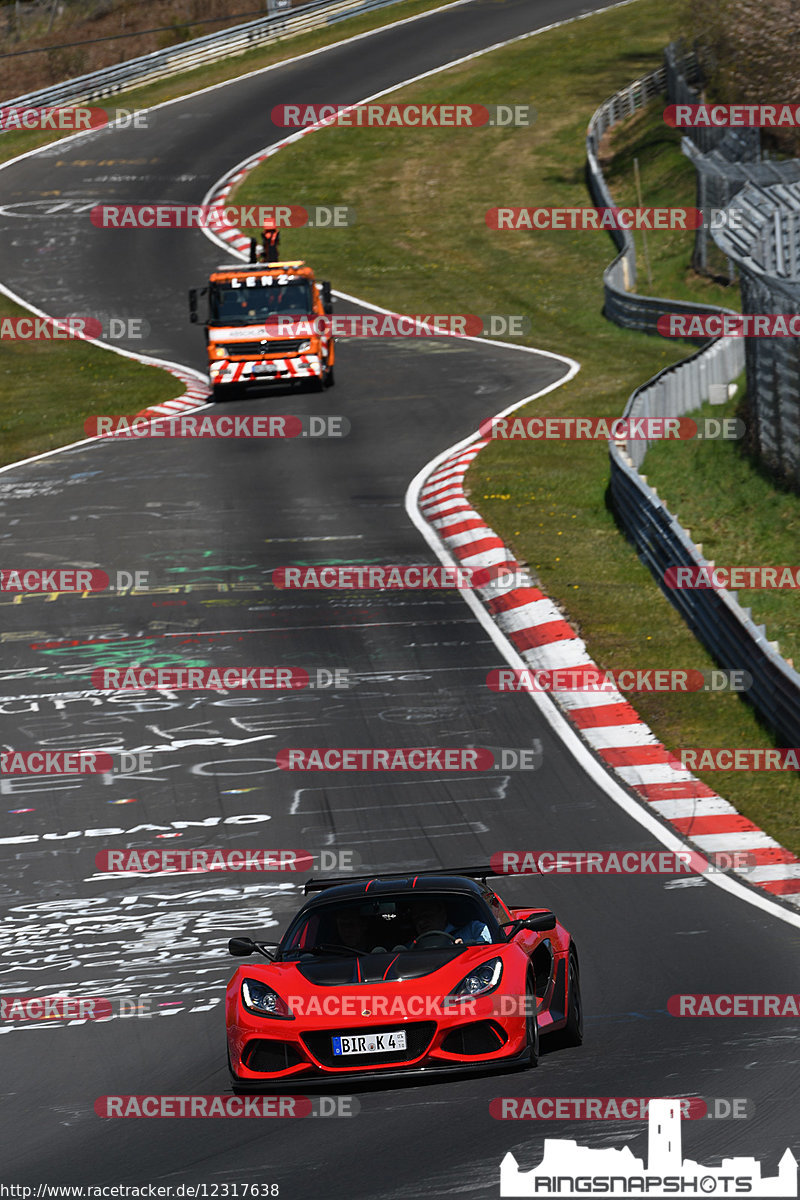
[321,282,333,315]
[188,288,198,323]
[502,911,557,937]
[229,937,256,956]
[228,936,279,960]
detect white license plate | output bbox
[252,362,278,375]
[332,1030,407,1056]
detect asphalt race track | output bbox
[0,0,799,1194]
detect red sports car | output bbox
[225,867,582,1088]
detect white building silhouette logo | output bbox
[500,1099,797,1197]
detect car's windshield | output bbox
[280,891,499,957]
[210,279,312,324]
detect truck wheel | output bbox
[212,383,230,403]
[324,363,335,388]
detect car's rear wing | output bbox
[303,865,500,895]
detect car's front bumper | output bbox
[229,1045,530,1091]
[209,354,322,383]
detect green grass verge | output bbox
[0,293,182,467]
[228,0,800,856]
[644,385,800,668]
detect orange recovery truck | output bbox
[189,257,335,401]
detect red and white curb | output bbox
[417,441,800,906]
[131,362,210,422]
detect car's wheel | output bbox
[324,361,335,388]
[212,382,229,403]
[561,952,583,1046]
[304,371,324,393]
[525,977,539,1068]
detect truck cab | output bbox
[189,261,335,401]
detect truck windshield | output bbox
[211,280,313,324]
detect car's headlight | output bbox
[241,978,293,1019]
[209,344,228,358]
[297,340,311,352]
[448,957,503,1000]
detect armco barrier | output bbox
[588,56,800,747]
[1,0,406,111]
[585,64,736,335]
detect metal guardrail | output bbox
[588,54,800,747]
[585,66,736,335]
[1,0,406,110]
[712,181,800,493]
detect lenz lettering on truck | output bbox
[189,261,335,401]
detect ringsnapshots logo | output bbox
[499,1098,797,1197]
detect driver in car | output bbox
[333,910,375,952]
[411,898,491,945]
